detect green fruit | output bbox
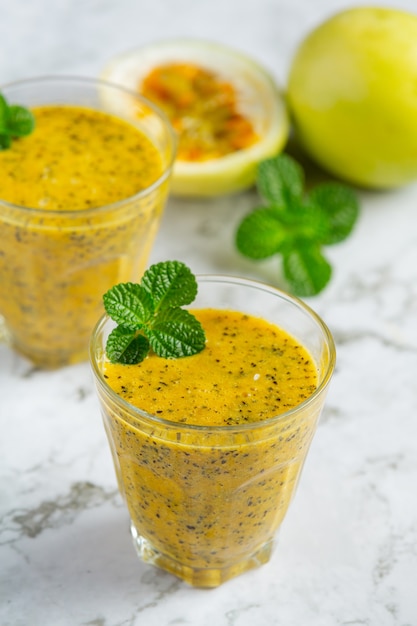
[287,7,417,189]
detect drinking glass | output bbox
[90,275,336,587]
[0,76,176,368]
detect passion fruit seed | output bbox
[141,62,259,162]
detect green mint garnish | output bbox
[235,153,359,296]
[0,92,35,150]
[103,260,206,365]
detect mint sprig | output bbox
[235,154,359,296]
[0,92,35,150]
[103,260,206,364]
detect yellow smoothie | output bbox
[100,309,319,586]
[0,104,167,367]
[0,106,162,209]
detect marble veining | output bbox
[3,482,119,542]
[1,0,417,624]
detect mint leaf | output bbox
[148,308,206,358]
[0,92,35,148]
[292,199,332,242]
[0,134,11,150]
[8,105,35,137]
[235,153,359,296]
[0,94,9,131]
[141,260,197,310]
[236,201,329,261]
[106,326,150,364]
[104,261,206,364]
[236,207,288,259]
[308,183,359,245]
[283,244,332,297]
[103,282,154,330]
[257,154,304,207]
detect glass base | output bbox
[130,524,275,588]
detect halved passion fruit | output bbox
[101,39,289,197]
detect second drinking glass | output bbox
[0,76,176,368]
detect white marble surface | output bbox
[1,0,417,624]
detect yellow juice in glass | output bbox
[91,276,335,587]
[0,77,175,368]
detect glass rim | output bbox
[90,273,336,433]
[0,75,177,216]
